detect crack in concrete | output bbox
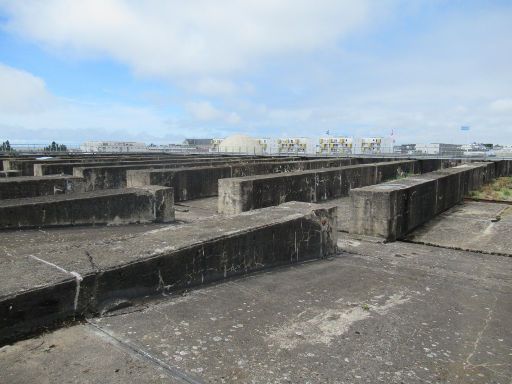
[464,294,498,371]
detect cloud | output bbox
[0,63,55,113]
[186,100,240,124]
[0,0,372,78]
[490,99,512,113]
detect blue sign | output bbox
[460,126,470,131]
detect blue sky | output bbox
[0,0,511,145]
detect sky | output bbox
[0,0,511,145]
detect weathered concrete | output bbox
[127,158,360,201]
[0,186,174,230]
[349,162,496,240]
[0,202,336,345]
[5,154,232,176]
[73,157,300,191]
[218,160,417,214]
[34,156,270,176]
[406,201,512,256]
[0,170,21,178]
[0,175,85,199]
[0,325,180,383]
[67,236,510,383]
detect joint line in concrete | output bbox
[86,320,204,384]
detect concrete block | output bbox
[0,170,21,178]
[0,186,175,230]
[0,202,336,344]
[0,176,85,199]
[349,162,496,241]
[127,158,356,202]
[218,160,417,214]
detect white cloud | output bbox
[0,63,55,113]
[1,0,372,77]
[186,100,240,124]
[490,99,512,113]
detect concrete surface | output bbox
[0,186,175,229]
[406,201,512,256]
[2,235,508,382]
[0,325,180,384]
[0,202,337,344]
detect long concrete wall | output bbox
[0,202,337,345]
[0,176,85,199]
[33,156,271,176]
[218,160,417,214]
[348,162,497,241]
[0,186,174,229]
[4,154,259,176]
[126,158,361,201]
[73,157,301,191]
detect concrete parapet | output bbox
[0,186,174,230]
[348,162,496,241]
[127,158,355,201]
[0,175,85,199]
[0,202,336,345]
[218,160,417,214]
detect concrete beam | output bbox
[73,157,300,191]
[0,186,174,230]
[34,156,264,176]
[348,162,496,241]
[127,158,357,201]
[0,175,85,199]
[218,160,417,214]
[0,202,337,345]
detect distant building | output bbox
[393,144,416,155]
[353,137,392,154]
[277,137,310,154]
[80,141,147,153]
[183,139,214,146]
[218,135,264,155]
[317,137,353,155]
[416,143,463,156]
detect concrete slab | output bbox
[405,201,512,256]
[0,325,180,383]
[84,236,512,383]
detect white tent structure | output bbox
[218,134,264,155]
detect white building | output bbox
[276,137,311,154]
[353,137,392,154]
[317,137,353,155]
[80,141,147,153]
[415,143,463,156]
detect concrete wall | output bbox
[349,162,497,241]
[73,157,302,191]
[126,158,361,201]
[0,170,21,178]
[33,156,269,176]
[0,176,85,199]
[0,186,174,229]
[0,202,336,344]
[5,155,260,176]
[218,160,417,214]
